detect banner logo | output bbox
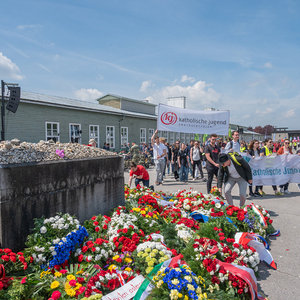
[161,111,177,125]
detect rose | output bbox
[51,291,61,300]
[40,226,47,234]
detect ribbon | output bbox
[235,232,276,269]
[268,229,280,237]
[215,259,267,300]
[249,204,268,228]
[190,212,238,228]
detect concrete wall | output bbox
[0,155,124,251]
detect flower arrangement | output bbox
[132,241,172,274]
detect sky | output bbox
[1,0,300,129]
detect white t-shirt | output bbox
[192,147,201,160]
[227,161,240,178]
[153,143,165,160]
[225,140,241,152]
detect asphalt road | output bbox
[124,166,300,300]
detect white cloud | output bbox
[146,79,221,108]
[283,109,295,117]
[140,80,153,92]
[74,88,103,102]
[53,54,59,61]
[181,75,195,83]
[0,53,25,80]
[264,62,273,68]
[255,107,274,115]
[242,114,250,118]
[17,24,43,31]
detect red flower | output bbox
[4,248,12,254]
[69,279,77,287]
[77,277,85,284]
[60,269,68,274]
[78,255,83,262]
[1,255,9,262]
[123,228,128,234]
[103,224,108,230]
[82,246,88,253]
[51,291,61,300]
[93,221,99,226]
[91,216,96,221]
[227,209,233,216]
[21,277,27,284]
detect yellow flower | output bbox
[184,296,188,300]
[66,288,76,297]
[149,252,156,258]
[74,283,82,290]
[148,261,154,267]
[146,267,153,274]
[171,279,179,285]
[184,276,192,283]
[112,255,120,260]
[50,281,60,289]
[187,284,195,291]
[125,267,132,272]
[156,280,163,288]
[65,282,71,290]
[137,251,143,257]
[145,248,151,253]
[108,264,117,270]
[67,275,76,281]
[54,272,62,278]
[178,293,183,298]
[124,257,132,263]
[76,270,84,275]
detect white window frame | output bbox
[121,127,128,148]
[45,122,60,142]
[169,132,175,145]
[140,128,146,145]
[106,126,115,148]
[148,128,154,144]
[162,131,168,142]
[69,123,81,144]
[89,125,99,146]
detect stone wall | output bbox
[0,155,124,251]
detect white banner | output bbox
[102,275,145,300]
[240,153,300,186]
[157,104,230,135]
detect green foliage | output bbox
[196,217,237,241]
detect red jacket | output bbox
[277,147,292,155]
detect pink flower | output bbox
[59,269,67,274]
[69,279,77,287]
[51,290,61,300]
[21,277,27,284]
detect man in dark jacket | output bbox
[217,153,252,207]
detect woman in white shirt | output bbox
[190,141,205,181]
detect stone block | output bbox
[0,156,124,251]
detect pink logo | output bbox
[161,111,178,125]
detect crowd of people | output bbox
[127,129,299,206]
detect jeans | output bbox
[188,157,193,176]
[207,167,219,194]
[279,183,289,191]
[135,178,149,187]
[155,159,165,184]
[224,176,248,207]
[192,160,204,179]
[179,165,188,182]
[167,161,170,174]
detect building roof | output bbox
[19,91,157,120]
[98,93,157,106]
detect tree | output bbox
[247,126,253,132]
[253,125,274,135]
[254,126,263,134]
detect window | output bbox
[148,128,154,144]
[46,122,60,142]
[163,131,168,142]
[69,123,81,143]
[181,133,185,144]
[106,126,115,148]
[140,128,146,145]
[175,132,180,142]
[89,125,99,146]
[121,127,128,148]
[186,133,190,143]
[169,132,174,145]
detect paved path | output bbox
[124,166,300,300]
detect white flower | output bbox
[62,237,67,242]
[51,251,57,256]
[58,224,64,230]
[64,223,69,230]
[40,226,47,234]
[215,203,221,209]
[95,255,101,261]
[49,247,55,252]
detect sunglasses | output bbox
[284,142,289,144]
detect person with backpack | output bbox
[217,152,253,207]
[225,131,240,152]
[205,133,220,193]
[172,140,180,181]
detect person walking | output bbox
[190,140,205,181]
[166,142,172,175]
[178,143,189,183]
[205,133,220,193]
[225,131,240,152]
[151,130,167,185]
[247,139,263,197]
[217,153,253,207]
[172,140,180,181]
[128,162,150,188]
[260,138,282,195]
[186,140,194,177]
[277,139,293,194]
